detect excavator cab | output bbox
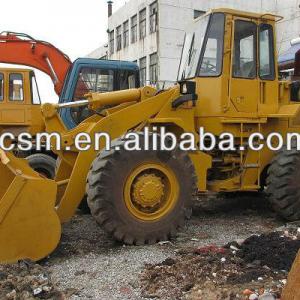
[59,58,140,129]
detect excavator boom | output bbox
[0,31,72,95]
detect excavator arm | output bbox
[0,31,72,95]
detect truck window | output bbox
[233,20,257,79]
[259,24,275,80]
[0,73,3,101]
[73,68,114,100]
[30,73,41,104]
[9,73,24,101]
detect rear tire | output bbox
[86,134,197,245]
[266,146,300,221]
[27,153,56,179]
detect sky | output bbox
[0,0,125,102]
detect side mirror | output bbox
[179,80,196,95]
[290,81,300,102]
[172,80,198,108]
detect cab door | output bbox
[229,19,259,116]
[28,71,44,134]
[257,23,278,115]
[2,72,27,125]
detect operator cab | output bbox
[178,9,278,117]
[59,58,140,129]
[0,68,43,134]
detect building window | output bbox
[116,25,122,51]
[139,8,146,39]
[149,52,158,84]
[123,20,129,48]
[149,1,158,33]
[131,15,137,43]
[139,56,147,86]
[0,73,3,101]
[109,30,114,54]
[9,73,24,101]
[194,10,205,19]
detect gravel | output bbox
[1,192,288,299]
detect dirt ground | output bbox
[1,193,299,300]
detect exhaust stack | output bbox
[107,1,113,17]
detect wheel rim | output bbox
[124,163,179,221]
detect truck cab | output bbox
[59,58,140,129]
[0,68,43,135]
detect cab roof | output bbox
[198,8,282,22]
[0,67,34,73]
[73,58,139,71]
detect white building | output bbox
[88,0,300,86]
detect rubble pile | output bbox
[0,262,65,300]
[140,230,300,299]
[235,231,300,271]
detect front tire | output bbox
[27,153,56,179]
[86,135,197,245]
[266,146,300,221]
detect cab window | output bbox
[9,73,24,101]
[73,68,114,100]
[71,68,114,125]
[198,13,225,76]
[0,73,3,101]
[30,72,41,104]
[259,24,275,80]
[233,20,257,79]
[119,70,137,89]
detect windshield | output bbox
[178,15,210,80]
[178,13,225,80]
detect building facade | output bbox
[87,0,300,87]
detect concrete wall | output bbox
[107,0,158,85]
[275,0,300,55]
[87,0,300,85]
[87,44,108,59]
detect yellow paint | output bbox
[0,68,44,136]
[124,163,179,221]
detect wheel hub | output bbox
[124,163,179,221]
[132,174,164,208]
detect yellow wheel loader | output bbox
[1,8,300,263]
[0,68,57,178]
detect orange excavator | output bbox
[0,31,140,130]
[0,31,72,95]
[0,31,140,177]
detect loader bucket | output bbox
[0,150,61,263]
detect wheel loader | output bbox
[0,68,56,178]
[1,8,300,264]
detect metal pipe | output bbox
[107,1,113,17]
[44,55,59,85]
[57,99,89,108]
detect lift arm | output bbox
[0,31,72,95]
